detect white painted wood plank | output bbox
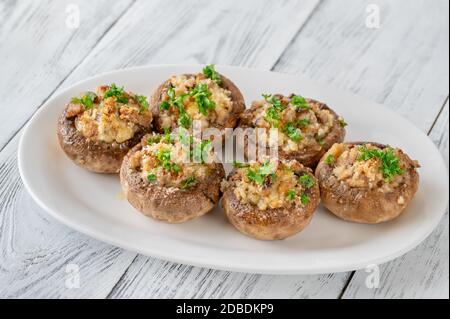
[0,0,133,151]
[1,0,352,299]
[275,0,449,133]
[342,101,449,299]
[107,256,349,299]
[0,132,137,298]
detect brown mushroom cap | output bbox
[120,139,225,223]
[315,142,420,224]
[150,73,245,132]
[222,164,320,240]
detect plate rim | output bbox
[18,64,449,274]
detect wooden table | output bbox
[0,0,448,299]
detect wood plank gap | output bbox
[270,0,323,71]
[105,254,140,299]
[0,0,138,155]
[428,96,449,135]
[338,271,356,299]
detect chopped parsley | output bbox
[71,92,96,109]
[299,174,315,189]
[190,83,215,116]
[297,118,311,127]
[246,161,276,185]
[154,148,180,173]
[283,122,303,142]
[357,145,404,181]
[233,161,249,168]
[286,189,296,201]
[147,173,157,182]
[202,64,221,84]
[300,193,310,205]
[263,94,284,127]
[178,110,191,129]
[192,140,212,163]
[104,83,129,103]
[147,135,161,145]
[317,138,326,146]
[325,154,334,165]
[338,117,348,127]
[291,95,310,110]
[135,95,149,114]
[181,176,197,189]
[160,101,170,110]
[163,128,173,143]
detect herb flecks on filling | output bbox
[158,68,232,130]
[67,84,152,143]
[229,160,313,211]
[130,133,216,189]
[250,94,337,152]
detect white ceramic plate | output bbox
[18,65,449,274]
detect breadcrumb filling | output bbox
[69,86,152,143]
[248,96,338,152]
[327,143,407,192]
[159,74,233,129]
[223,160,313,211]
[129,134,216,189]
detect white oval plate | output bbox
[18,65,449,274]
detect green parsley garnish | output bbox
[246,161,276,185]
[300,193,310,205]
[233,161,249,168]
[71,92,96,109]
[163,128,173,143]
[160,101,170,110]
[297,118,311,127]
[325,154,334,165]
[178,110,191,129]
[190,83,215,116]
[147,135,161,145]
[181,176,197,189]
[202,64,221,84]
[135,95,149,114]
[357,145,404,181]
[154,149,180,173]
[283,122,303,142]
[317,138,326,146]
[338,117,347,127]
[291,95,310,110]
[299,174,315,189]
[192,140,212,163]
[263,94,284,128]
[104,83,129,103]
[286,189,296,201]
[147,173,157,182]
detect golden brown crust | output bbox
[57,107,150,173]
[150,73,245,132]
[239,97,345,168]
[315,142,420,224]
[221,165,320,240]
[120,140,225,223]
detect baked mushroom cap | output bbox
[221,159,320,240]
[120,132,225,223]
[57,84,153,173]
[239,94,346,168]
[150,65,245,132]
[315,142,420,224]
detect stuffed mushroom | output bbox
[150,65,245,132]
[221,159,320,240]
[315,142,420,224]
[57,84,152,173]
[239,94,346,168]
[120,132,225,223]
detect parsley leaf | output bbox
[246,161,276,185]
[338,117,348,127]
[147,173,157,182]
[160,101,170,110]
[299,174,315,189]
[325,154,334,165]
[154,148,180,173]
[135,95,149,114]
[190,83,216,116]
[71,92,97,109]
[283,122,303,142]
[291,95,310,110]
[297,118,311,127]
[181,176,197,189]
[300,193,310,205]
[104,83,129,103]
[286,189,296,201]
[357,145,404,181]
[192,140,212,163]
[202,64,221,84]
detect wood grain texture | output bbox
[342,101,449,299]
[0,0,351,299]
[274,0,449,132]
[0,0,133,151]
